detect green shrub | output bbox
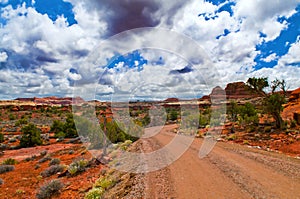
[15,118,28,126]
[20,123,42,148]
[49,158,61,166]
[227,134,237,141]
[0,165,15,174]
[68,159,88,176]
[36,179,63,199]
[9,114,16,120]
[2,158,18,165]
[168,109,179,121]
[95,177,115,190]
[105,121,140,144]
[243,140,250,145]
[40,165,64,177]
[238,103,259,125]
[85,187,104,199]
[51,114,78,138]
[51,120,65,137]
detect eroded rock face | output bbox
[204,82,260,101]
[289,88,300,124]
[225,82,259,99]
[294,112,300,125]
[289,88,300,102]
[282,87,300,121]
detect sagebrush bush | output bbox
[40,150,48,157]
[68,159,88,176]
[25,155,37,162]
[40,165,64,177]
[36,179,63,199]
[35,164,41,170]
[2,158,18,165]
[0,165,15,174]
[38,156,52,164]
[49,158,61,166]
[0,178,3,185]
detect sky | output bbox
[0,0,300,101]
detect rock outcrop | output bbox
[289,88,300,103]
[202,82,260,102]
[282,87,300,121]
[225,82,260,99]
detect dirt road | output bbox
[130,125,300,199]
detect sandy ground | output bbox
[129,125,300,199]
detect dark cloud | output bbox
[0,48,60,72]
[36,55,59,63]
[104,0,160,35]
[169,66,193,75]
[72,50,90,58]
[27,81,41,87]
[86,0,190,36]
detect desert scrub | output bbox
[0,165,15,174]
[227,134,237,141]
[40,165,65,177]
[49,158,61,166]
[94,177,116,190]
[120,140,133,150]
[40,150,48,157]
[85,187,104,199]
[38,156,52,163]
[0,178,3,185]
[243,140,250,145]
[36,179,64,199]
[25,155,37,162]
[67,159,89,176]
[2,158,18,165]
[15,189,25,195]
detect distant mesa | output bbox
[14,96,85,105]
[164,98,179,103]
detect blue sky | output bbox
[0,0,300,100]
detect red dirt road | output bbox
[138,125,300,199]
